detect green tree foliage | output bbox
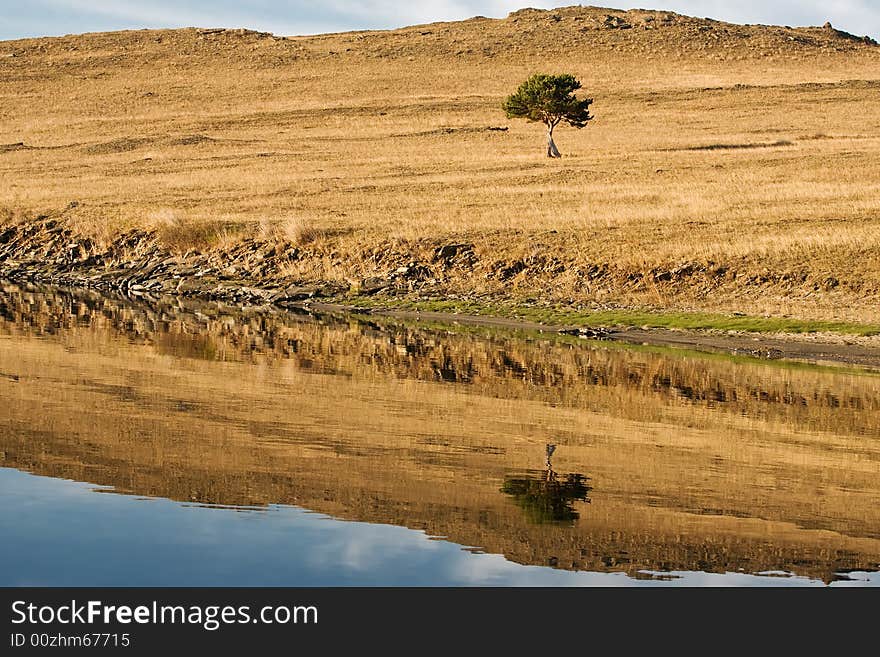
[502,73,594,158]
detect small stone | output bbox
[359,277,389,295]
[433,243,474,263]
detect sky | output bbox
[1,1,879,42]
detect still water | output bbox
[1,283,879,586]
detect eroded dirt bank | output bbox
[2,216,880,368]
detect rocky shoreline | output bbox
[0,215,866,312]
[5,216,880,369]
[0,217,343,306]
[0,216,515,308]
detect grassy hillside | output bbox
[1,6,879,323]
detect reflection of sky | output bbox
[0,468,876,587]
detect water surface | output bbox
[1,283,878,586]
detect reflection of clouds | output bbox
[298,521,447,574]
[632,570,880,587]
[639,571,826,588]
[2,468,876,587]
[829,571,880,587]
[4,1,879,41]
[441,551,633,587]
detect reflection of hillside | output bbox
[1,283,879,582]
[2,284,878,438]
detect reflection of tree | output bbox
[501,444,591,524]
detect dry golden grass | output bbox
[1,6,879,320]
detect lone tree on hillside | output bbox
[502,73,594,158]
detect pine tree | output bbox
[503,73,594,158]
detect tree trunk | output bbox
[546,124,561,158]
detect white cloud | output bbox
[630,0,878,35]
